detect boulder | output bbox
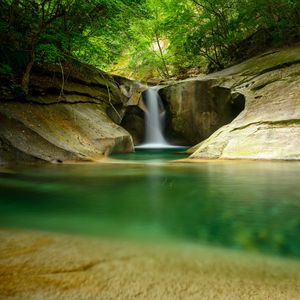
[0,102,133,163]
[117,80,147,145]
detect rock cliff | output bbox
[0,63,145,164]
[160,45,300,160]
[1,44,299,163]
[159,80,245,145]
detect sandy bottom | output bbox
[1,229,300,300]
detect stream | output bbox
[1,149,300,259]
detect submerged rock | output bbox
[1,229,300,299]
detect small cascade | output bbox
[137,87,173,149]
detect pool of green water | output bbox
[1,149,300,258]
[112,147,189,161]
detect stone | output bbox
[158,80,245,145]
[0,64,137,164]
[114,80,147,146]
[0,102,133,163]
[121,106,145,145]
[30,64,125,105]
[177,44,300,160]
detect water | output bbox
[137,88,175,149]
[1,153,300,259]
[112,147,188,162]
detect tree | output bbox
[123,0,171,79]
[1,0,69,93]
[0,0,145,93]
[114,0,300,78]
[1,0,299,84]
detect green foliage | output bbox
[0,64,13,76]
[35,44,63,64]
[0,0,145,90]
[0,0,299,83]
[117,0,171,79]
[115,0,300,78]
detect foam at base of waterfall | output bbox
[135,143,181,149]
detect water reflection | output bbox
[0,160,300,258]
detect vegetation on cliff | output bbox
[0,0,144,94]
[0,0,299,88]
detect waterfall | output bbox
[137,87,172,149]
[144,88,167,145]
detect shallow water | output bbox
[1,150,300,258]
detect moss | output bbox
[270,119,300,126]
[219,44,300,78]
[232,120,300,132]
[251,78,281,91]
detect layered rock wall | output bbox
[189,45,300,160]
[0,64,144,163]
[1,44,299,162]
[158,45,300,160]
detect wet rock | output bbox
[121,106,145,145]
[159,80,245,145]
[1,229,300,300]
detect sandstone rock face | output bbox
[0,102,133,163]
[117,80,147,145]
[159,80,245,145]
[0,64,141,163]
[179,45,300,160]
[121,106,145,145]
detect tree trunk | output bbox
[295,5,300,26]
[155,34,170,79]
[21,51,35,95]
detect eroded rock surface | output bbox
[0,102,133,163]
[0,64,146,163]
[159,80,245,145]
[168,45,300,160]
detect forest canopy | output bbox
[0,0,299,88]
[119,0,300,79]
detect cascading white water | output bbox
[136,87,174,149]
[144,88,167,145]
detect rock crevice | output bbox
[158,79,246,145]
